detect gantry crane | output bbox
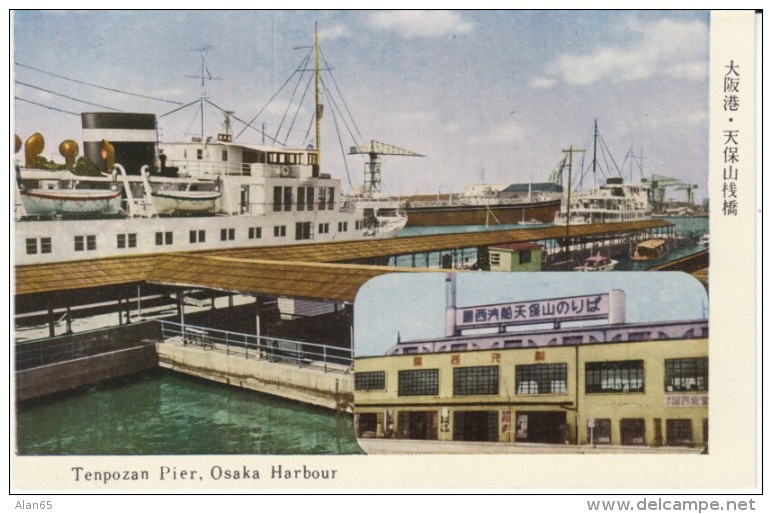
[349,140,424,195]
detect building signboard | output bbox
[456,293,610,330]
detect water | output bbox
[615,217,709,271]
[15,369,363,456]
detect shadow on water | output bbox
[15,369,363,456]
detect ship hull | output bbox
[404,199,561,227]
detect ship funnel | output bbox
[14,134,22,154]
[25,133,44,167]
[101,139,115,171]
[82,112,157,174]
[59,140,79,170]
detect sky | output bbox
[11,10,710,201]
[354,271,709,357]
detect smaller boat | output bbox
[517,218,541,226]
[19,185,122,217]
[697,233,709,246]
[574,253,618,271]
[631,238,668,261]
[151,182,222,215]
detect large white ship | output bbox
[553,176,652,225]
[14,125,407,266]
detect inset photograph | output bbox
[354,272,708,454]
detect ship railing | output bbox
[157,320,353,373]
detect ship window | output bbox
[398,369,439,396]
[74,235,96,251]
[297,187,306,211]
[274,225,286,238]
[156,231,173,246]
[354,371,386,391]
[318,223,329,234]
[117,233,137,249]
[516,363,567,394]
[197,149,203,160]
[283,187,292,211]
[273,186,282,212]
[220,228,235,241]
[453,365,499,396]
[249,227,262,239]
[665,357,708,392]
[338,221,348,232]
[295,222,313,240]
[40,237,52,253]
[318,188,327,211]
[221,150,228,162]
[306,187,315,210]
[190,230,206,243]
[586,360,644,393]
[25,238,37,255]
[518,249,532,264]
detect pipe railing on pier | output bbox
[15,321,159,371]
[157,320,353,374]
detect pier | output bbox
[14,219,705,406]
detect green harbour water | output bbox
[15,370,363,456]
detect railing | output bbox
[15,321,160,371]
[157,320,353,373]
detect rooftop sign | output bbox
[455,293,610,329]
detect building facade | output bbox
[354,277,708,448]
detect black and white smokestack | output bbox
[81,112,157,174]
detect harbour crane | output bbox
[349,140,424,195]
[675,183,698,208]
[643,174,683,214]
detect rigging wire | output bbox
[205,99,285,146]
[183,103,203,140]
[158,99,201,119]
[234,53,310,141]
[319,75,361,151]
[327,96,353,188]
[281,65,314,146]
[15,62,184,105]
[15,97,80,116]
[320,48,364,143]
[274,52,312,145]
[15,80,120,111]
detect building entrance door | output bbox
[397,411,438,440]
[453,411,499,442]
[515,411,567,443]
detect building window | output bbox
[586,360,644,393]
[355,220,362,230]
[354,371,386,391]
[338,221,348,232]
[155,231,173,246]
[189,230,206,243]
[587,418,612,444]
[86,235,96,250]
[295,222,313,240]
[516,363,567,394]
[620,418,646,445]
[518,249,531,264]
[453,365,499,396]
[318,222,329,234]
[248,227,262,239]
[628,331,652,342]
[274,225,286,238]
[665,357,708,392]
[666,419,693,447]
[40,237,52,253]
[117,233,137,249]
[450,343,467,352]
[398,369,439,396]
[220,228,235,241]
[490,253,501,266]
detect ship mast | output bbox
[314,23,322,176]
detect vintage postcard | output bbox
[8,9,759,498]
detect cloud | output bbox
[470,123,526,145]
[318,23,350,41]
[531,17,708,88]
[368,11,473,39]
